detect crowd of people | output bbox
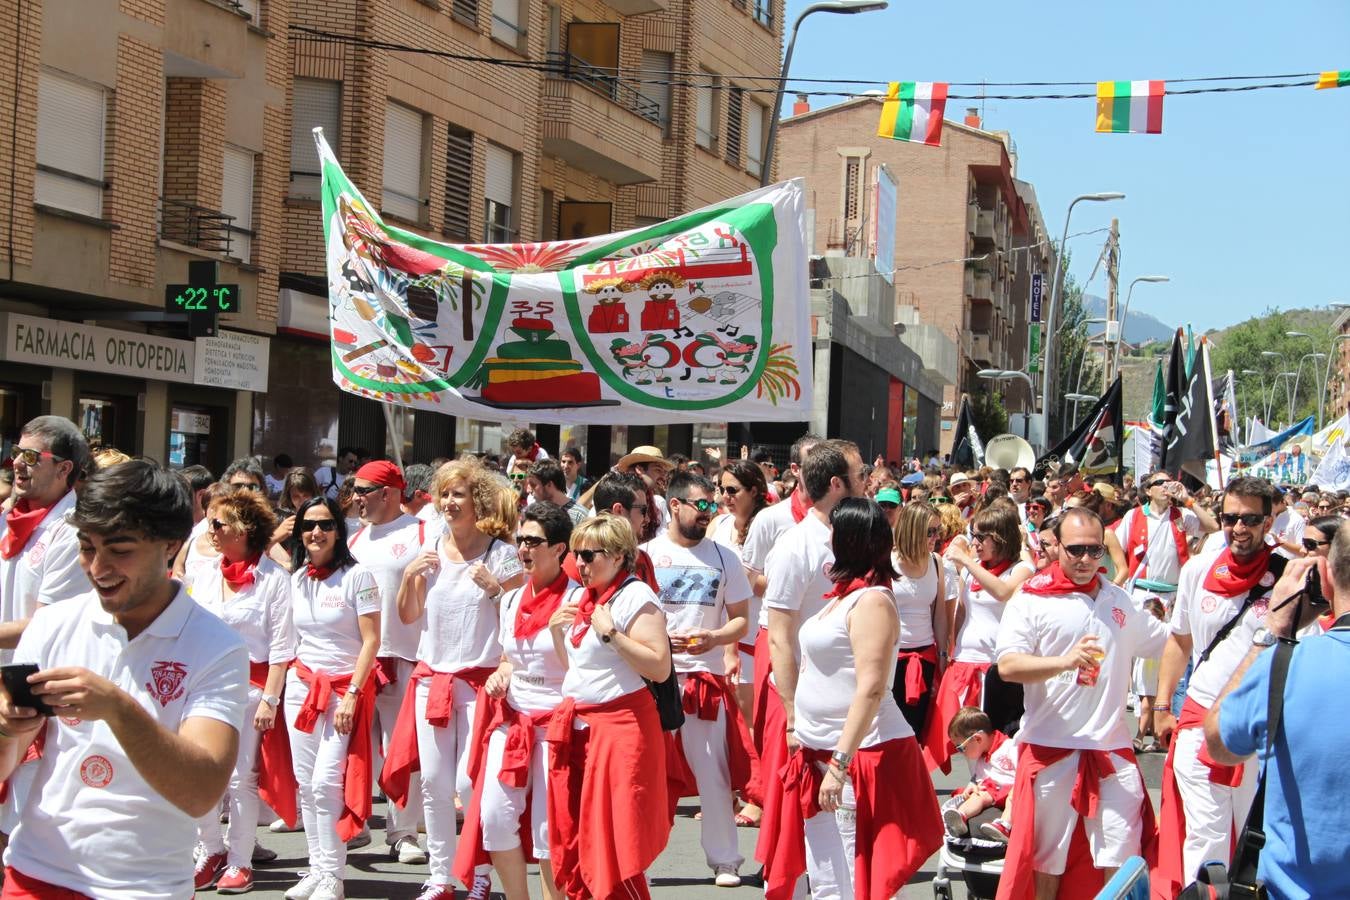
[0,418,1346,900]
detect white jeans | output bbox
[1032,750,1144,874]
[286,670,352,877]
[415,675,479,884]
[479,723,550,856]
[802,781,858,900]
[1174,726,1259,884]
[676,676,743,871]
[197,685,263,866]
[374,657,423,844]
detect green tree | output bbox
[1210,308,1334,431]
[971,389,1009,443]
[1049,265,1104,444]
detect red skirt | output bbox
[752,630,791,869]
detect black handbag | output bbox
[645,641,686,732]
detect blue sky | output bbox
[781,0,1349,332]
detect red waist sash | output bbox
[896,644,939,705]
[291,660,375,841]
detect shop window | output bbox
[169,408,214,469]
[79,395,134,454]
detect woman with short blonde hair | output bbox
[889,502,954,736]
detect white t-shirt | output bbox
[892,553,943,649]
[349,514,426,660]
[190,555,294,665]
[0,490,89,666]
[644,533,753,675]
[995,578,1168,750]
[561,580,662,705]
[291,564,381,674]
[1270,508,1306,560]
[710,513,762,645]
[762,513,835,629]
[181,519,216,592]
[499,579,576,716]
[952,562,1035,664]
[1183,603,1322,708]
[972,732,1019,791]
[1113,505,1203,587]
[8,588,248,899]
[264,473,286,498]
[740,497,799,573]
[795,586,912,750]
[416,537,521,672]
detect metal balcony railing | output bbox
[546,52,662,126]
[160,198,238,255]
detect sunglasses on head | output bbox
[9,446,65,466]
[351,484,385,496]
[515,533,549,548]
[1219,512,1265,527]
[1063,543,1107,560]
[302,518,338,533]
[1303,537,1331,551]
[574,549,610,564]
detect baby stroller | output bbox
[931,832,1006,900]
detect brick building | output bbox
[777,97,1054,452]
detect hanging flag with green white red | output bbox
[877,82,948,146]
[1316,70,1350,89]
[1095,80,1165,134]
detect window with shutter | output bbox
[725,87,743,166]
[640,51,672,136]
[443,125,473,241]
[746,102,765,177]
[451,0,479,26]
[383,102,426,223]
[491,0,524,46]
[291,79,339,199]
[35,69,106,218]
[695,71,717,151]
[843,157,860,220]
[483,143,517,243]
[221,146,256,264]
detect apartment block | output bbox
[777,98,1053,452]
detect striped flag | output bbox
[1095,80,1164,134]
[1316,70,1350,89]
[877,82,948,147]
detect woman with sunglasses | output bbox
[764,498,941,900]
[283,497,381,900]
[453,501,575,900]
[1024,496,1054,569]
[889,502,954,736]
[923,502,1034,773]
[1304,515,1339,559]
[546,514,672,900]
[178,482,231,587]
[387,459,523,900]
[190,489,294,894]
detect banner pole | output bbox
[1200,338,1226,490]
[382,403,405,471]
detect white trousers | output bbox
[415,675,479,884]
[1174,726,1259,884]
[285,670,352,877]
[374,657,424,844]
[479,723,550,856]
[1032,750,1144,875]
[802,781,858,900]
[197,685,263,866]
[676,675,743,871]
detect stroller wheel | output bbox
[933,875,952,900]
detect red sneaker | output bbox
[216,866,255,894]
[193,848,228,890]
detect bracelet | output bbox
[1152,705,1171,712]
[785,727,795,733]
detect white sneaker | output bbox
[310,872,345,900]
[714,865,742,888]
[467,872,492,900]
[270,817,303,833]
[345,825,372,850]
[394,835,428,865]
[284,872,322,900]
[942,806,968,837]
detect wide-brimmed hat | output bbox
[948,473,974,492]
[616,445,670,472]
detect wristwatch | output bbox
[601,627,615,644]
[1252,627,1278,648]
[830,749,853,769]
[261,693,280,708]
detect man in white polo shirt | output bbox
[0,459,248,899]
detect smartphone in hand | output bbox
[1,664,56,717]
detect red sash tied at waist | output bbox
[378,661,495,808]
[291,660,375,841]
[249,659,298,829]
[921,659,989,773]
[372,656,402,693]
[664,672,755,818]
[546,689,670,900]
[897,644,939,705]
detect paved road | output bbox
[230,749,1166,899]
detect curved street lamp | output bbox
[978,368,1036,441]
[1116,275,1169,363]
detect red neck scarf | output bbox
[1125,505,1189,579]
[1202,544,1273,597]
[789,487,810,523]
[517,571,569,641]
[1021,562,1100,596]
[0,497,59,560]
[983,729,1009,762]
[306,563,335,580]
[824,572,890,602]
[220,553,263,589]
[969,558,1012,593]
[570,572,632,647]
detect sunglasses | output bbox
[720,484,741,496]
[1063,543,1107,559]
[1219,513,1265,527]
[928,497,951,506]
[1009,476,1028,484]
[574,549,610,563]
[9,446,65,466]
[629,503,649,515]
[352,484,386,496]
[970,532,997,544]
[302,519,338,533]
[680,498,717,514]
[509,473,528,482]
[1147,480,1170,489]
[1303,537,1331,551]
[927,527,942,537]
[953,731,984,753]
[208,518,232,532]
[515,534,549,548]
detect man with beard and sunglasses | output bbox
[643,472,753,888]
[993,508,1168,900]
[1151,476,1320,899]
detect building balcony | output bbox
[966,203,979,236]
[159,198,252,261]
[542,53,663,186]
[974,209,995,244]
[968,329,995,365]
[604,0,667,14]
[969,269,993,304]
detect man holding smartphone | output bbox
[0,460,248,899]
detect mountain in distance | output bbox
[1082,294,1175,345]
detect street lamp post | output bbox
[1039,192,1125,445]
[1241,368,1265,443]
[1269,372,1297,429]
[1291,352,1326,425]
[977,368,1035,442]
[1117,275,1169,361]
[760,0,888,188]
[1261,352,1291,424]
[1065,392,1098,422]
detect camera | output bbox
[1306,566,1329,608]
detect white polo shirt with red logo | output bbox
[349,514,425,661]
[5,586,249,898]
[0,490,89,666]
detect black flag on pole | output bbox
[1164,339,1217,480]
[950,395,984,469]
[1157,328,1187,472]
[1036,375,1124,481]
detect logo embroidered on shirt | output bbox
[80,754,114,788]
[392,543,409,558]
[1111,607,1126,628]
[26,539,47,566]
[146,660,188,707]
